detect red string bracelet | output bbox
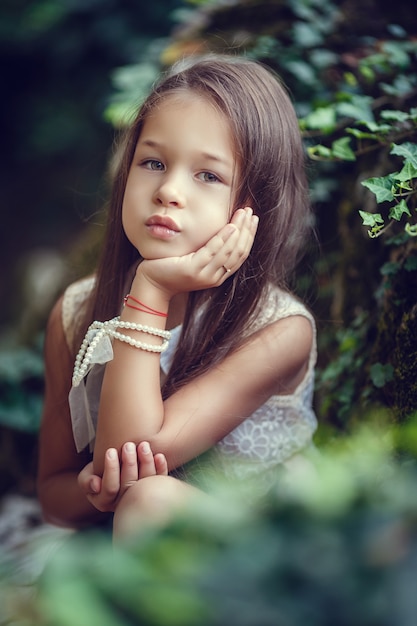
[123,294,168,318]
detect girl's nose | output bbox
[153,177,186,208]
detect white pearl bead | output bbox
[71,316,171,386]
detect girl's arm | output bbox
[37,298,109,528]
[38,299,169,524]
[93,208,313,475]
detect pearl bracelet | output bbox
[106,327,170,353]
[72,317,171,387]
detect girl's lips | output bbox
[145,215,180,239]
[146,215,180,231]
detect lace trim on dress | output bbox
[213,289,317,474]
[62,276,95,353]
[63,276,100,452]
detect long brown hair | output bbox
[83,55,312,397]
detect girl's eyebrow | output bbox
[138,139,233,169]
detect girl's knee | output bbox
[113,475,191,541]
[132,475,176,509]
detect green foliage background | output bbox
[3,422,417,625]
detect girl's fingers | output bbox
[154,452,168,476]
[96,448,121,506]
[228,207,257,268]
[88,475,101,495]
[194,208,254,269]
[137,442,168,478]
[211,207,258,277]
[137,441,158,478]
[120,442,139,485]
[102,448,121,493]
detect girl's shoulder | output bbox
[62,275,96,351]
[250,285,317,376]
[253,285,315,331]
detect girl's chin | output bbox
[139,245,201,260]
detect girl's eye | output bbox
[198,172,220,183]
[142,159,165,171]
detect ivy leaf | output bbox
[359,210,384,226]
[302,107,336,131]
[355,120,391,134]
[382,75,414,97]
[331,137,356,161]
[307,144,333,159]
[391,142,417,168]
[346,127,380,141]
[389,200,411,221]
[361,175,395,203]
[370,362,394,388]
[286,60,317,85]
[336,95,374,123]
[394,160,417,182]
[380,109,412,122]
[405,223,417,237]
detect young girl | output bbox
[37,55,317,540]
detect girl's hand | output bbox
[78,442,168,513]
[138,207,258,297]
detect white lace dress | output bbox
[64,277,317,491]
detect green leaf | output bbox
[380,109,412,123]
[286,60,317,86]
[361,176,395,203]
[359,210,384,227]
[394,160,417,182]
[381,40,410,67]
[346,127,380,141]
[382,75,415,97]
[405,256,417,271]
[380,261,401,276]
[405,223,417,236]
[331,137,356,161]
[354,120,391,134]
[307,144,333,159]
[358,64,375,82]
[389,200,411,221]
[370,363,394,388]
[391,142,417,168]
[336,95,374,123]
[310,48,338,69]
[302,107,336,131]
[104,102,137,127]
[292,22,323,48]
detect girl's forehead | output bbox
[145,89,227,123]
[138,91,236,154]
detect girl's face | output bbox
[122,92,237,260]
